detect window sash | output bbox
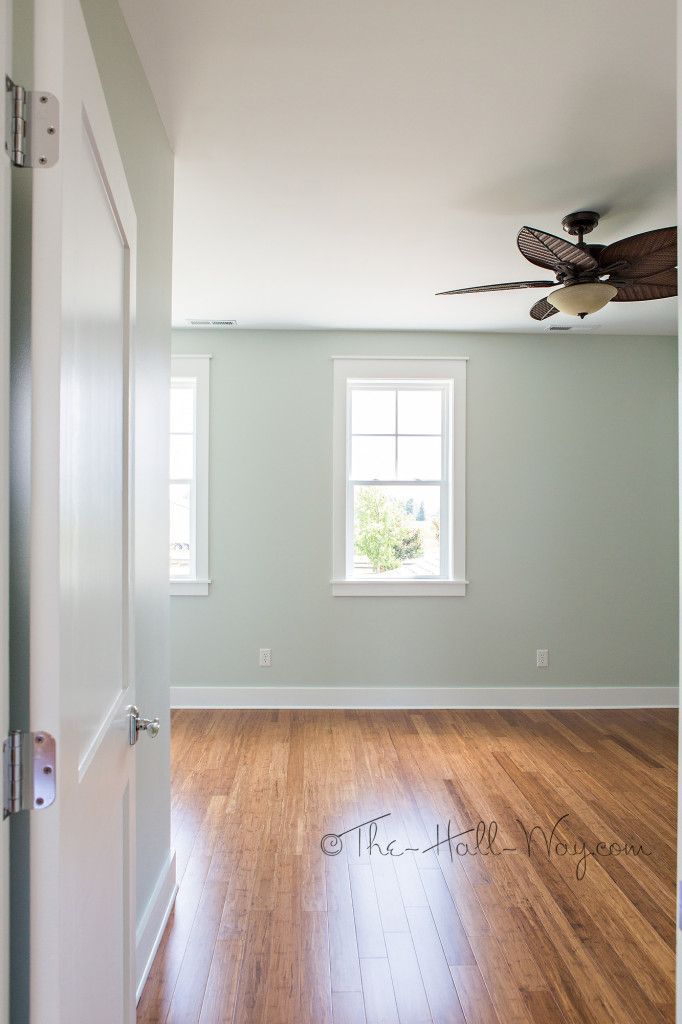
[170,355,211,594]
[332,357,467,596]
[345,379,453,581]
[170,377,198,580]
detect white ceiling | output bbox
[120,0,677,334]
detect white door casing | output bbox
[29,1,137,1021]
[677,4,682,1022]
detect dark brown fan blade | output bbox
[436,279,554,296]
[606,270,671,290]
[518,226,598,273]
[599,226,676,278]
[529,297,558,321]
[611,282,677,302]
[610,268,677,288]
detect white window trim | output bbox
[170,354,211,596]
[332,357,467,597]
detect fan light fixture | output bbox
[548,282,617,318]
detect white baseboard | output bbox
[170,684,678,710]
[136,851,178,1004]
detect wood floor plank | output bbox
[406,906,466,1024]
[137,840,215,1021]
[464,931,532,1024]
[327,856,363,993]
[332,991,367,1024]
[299,910,332,1024]
[521,989,570,1024]
[392,849,429,910]
[349,863,387,958]
[359,958,399,1024]
[419,868,475,966]
[138,709,676,1024]
[385,930,432,1024]
[230,910,272,1024]
[450,966,501,1024]
[166,879,228,1023]
[198,937,244,1024]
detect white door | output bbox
[0,0,11,1020]
[29,0,138,1021]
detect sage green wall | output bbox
[80,0,174,937]
[171,329,677,689]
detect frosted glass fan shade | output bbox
[549,282,617,316]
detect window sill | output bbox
[170,578,211,597]
[331,579,467,597]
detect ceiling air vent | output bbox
[547,323,599,332]
[187,319,237,327]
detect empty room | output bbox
[1,1,680,1023]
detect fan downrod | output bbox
[561,210,600,245]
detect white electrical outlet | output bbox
[536,649,549,669]
[259,648,272,667]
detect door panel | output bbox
[30,1,137,1021]
[66,110,126,770]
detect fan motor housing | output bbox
[584,243,606,260]
[562,211,600,237]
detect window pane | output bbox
[170,383,195,433]
[170,434,193,480]
[351,388,395,434]
[352,485,440,578]
[170,483,191,577]
[397,389,442,434]
[397,436,441,480]
[351,436,395,480]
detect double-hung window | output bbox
[332,358,467,596]
[170,354,210,595]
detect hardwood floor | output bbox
[137,708,677,1024]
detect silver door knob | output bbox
[127,705,161,745]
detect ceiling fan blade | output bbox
[610,268,677,289]
[529,297,559,321]
[436,279,554,296]
[599,226,676,278]
[518,226,598,273]
[611,282,677,302]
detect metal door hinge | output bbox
[5,76,59,168]
[3,731,56,819]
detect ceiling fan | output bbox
[436,211,677,321]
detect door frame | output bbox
[0,0,12,1018]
